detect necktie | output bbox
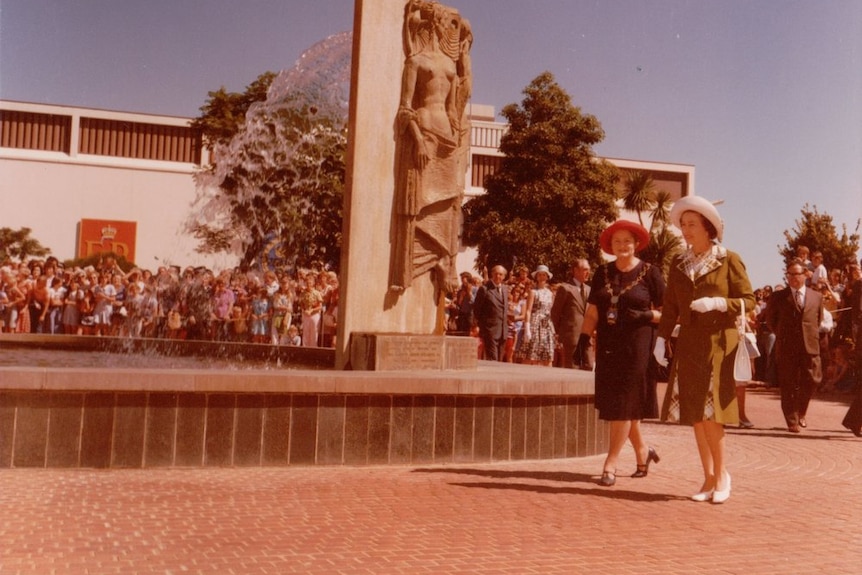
[796,289,804,308]
[580,284,586,302]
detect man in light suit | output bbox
[766,258,824,432]
[551,259,592,369]
[472,265,509,361]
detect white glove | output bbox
[653,336,668,367]
[690,297,727,313]
[523,324,532,342]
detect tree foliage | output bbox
[640,225,683,279]
[188,65,347,270]
[630,186,683,278]
[780,203,860,273]
[619,172,684,277]
[622,170,655,227]
[0,227,51,261]
[462,72,619,278]
[190,72,277,150]
[63,251,133,273]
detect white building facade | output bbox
[1,100,694,273]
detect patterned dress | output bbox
[515,287,556,363]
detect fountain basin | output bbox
[0,336,607,468]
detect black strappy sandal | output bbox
[631,447,660,478]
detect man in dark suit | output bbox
[551,259,592,369]
[841,262,862,436]
[766,258,824,432]
[472,265,509,361]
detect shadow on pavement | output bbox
[412,467,592,483]
[727,428,860,441]
[447,480,687,502]
[412,467,688,502]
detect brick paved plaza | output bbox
[2,383,860,574]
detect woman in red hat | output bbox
[579,219,665,486]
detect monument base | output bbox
[0,361,605,468]
[348,333,478,371]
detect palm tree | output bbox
[641,226,683,279]
[622,170,656,227]
[649,190,673,234]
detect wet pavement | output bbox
[1,383,860,574]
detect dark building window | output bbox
[471,154,502,188]
[0,110,71,152]
[79,117,202,164]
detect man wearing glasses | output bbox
[765,258,824,432]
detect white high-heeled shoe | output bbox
[711,472,732,504]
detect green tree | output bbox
[640,226,683,278]
[622,170,655,227]
[0,227,51,261]
[190,72,277,150]
[63,251,133,273]
[636,188,682,277]
[188,70,347,269]
[462,72,619,278]
[779,203,860,272]
[648,189,673,233]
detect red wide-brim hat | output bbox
[599,219,651,255]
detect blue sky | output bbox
[2,0,860,288]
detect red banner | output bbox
[78,219,137,262]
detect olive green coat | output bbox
[658,247,755,426]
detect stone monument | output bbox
[337,0,476,370]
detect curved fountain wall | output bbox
[0,338,607,468]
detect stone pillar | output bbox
[337,0,448,368]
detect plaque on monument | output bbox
[349,333,477,371]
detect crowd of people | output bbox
[3,214,861,502]
[0,255,340,348]
[451,203,861,501]
[448,245,861,405]
[750,248,862,395]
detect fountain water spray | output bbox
[187,32,353,268]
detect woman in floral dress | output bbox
[515,265,556,366]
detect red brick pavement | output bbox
[2,384,860,575]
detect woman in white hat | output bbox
[580,220,666,487]
[515,264,556,366]
[654,195,755,504]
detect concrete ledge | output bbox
[0,360,594,396]
[0,337,606,468]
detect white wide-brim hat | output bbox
[670,195,724,242]
[531,264,553,280]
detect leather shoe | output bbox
[853,428,862,438]
[788,424,800,433]
[599,471,616,487]
[799,418,807,428]
[739,420,754,429]
[631,447,660,478]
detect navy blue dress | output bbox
[589,261,665,421]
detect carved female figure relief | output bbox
[390,1,472,300]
